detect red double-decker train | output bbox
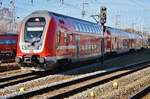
[0,33,18,59]
[15,10,146,71]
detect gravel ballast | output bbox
[68,66,150,99]
[1,50,150,98]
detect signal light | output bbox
[100,6,107,24]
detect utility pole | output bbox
[10,0,16,32]
[81,0,88,18]
[91,6,107,66]
[100,6,107,67]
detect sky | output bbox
[1,0,150,32]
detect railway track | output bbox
[0,63,18,72]
[0,69,62,88]
[0,71,40,88]
[0,59,15,63]
[3,60,150,99]
[0,54,121,89]
[0,60,100,88]
[129,83,150,99]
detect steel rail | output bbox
[3,60,150,99]
[129,83,150,99]
[0,71,43,88]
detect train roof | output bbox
[129,32,143,39]
[31,10,99,26]
[30,10,102,35]
[28,10,143,39]
[107,27,143,39]
[107,27,130,37]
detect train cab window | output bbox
[24,17,46,43]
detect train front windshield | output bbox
[24,17,46,43]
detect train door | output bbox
[75,34,80,59]
[64,33,68,55]
[64,32,76,57]
[105,30,112,53]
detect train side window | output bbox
[80,24,84,32]
[93,26,96,34]
[83,24,87,33]
[86,25,88,33]
[89,25,92,33]
[12,40,17,44]
[77,23,81,32]
[6,40,11,44]
[96,26,100,33]
[98,27,101,33]
[64,33,67,43]
[97,26,100,33]
[86,25,89,33]
[95,26,98,34]
[69,34,73,42]
[74,22,79,31]
[56,31,61,47]
[91,26,94,33]
[0,40,3,44]
[83,24,86,32]
[92,26,94,33]
[93,26,96,33]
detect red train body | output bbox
[15,10,146,70]
[0,33,18,59]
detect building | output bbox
[0,7,17,33]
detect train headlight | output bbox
[39,57,45,63]
[15,57,21,63]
